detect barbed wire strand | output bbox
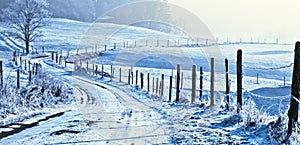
[243,63,294,70]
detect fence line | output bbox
[243,63,294,70]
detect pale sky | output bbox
[168,0,300,43]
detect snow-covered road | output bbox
[72,76,171,144]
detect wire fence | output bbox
[243,63,294,70]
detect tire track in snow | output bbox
[72,76,171,144]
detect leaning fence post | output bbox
[225,59,230,110]
[191,65,196,104]
[200,67,203,101]
[288,42,300,138]
[237,49,243,113]
[176,64,181,102]
[210,58,215,106]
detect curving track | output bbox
[72,76,171,144]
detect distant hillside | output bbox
[0,0,143,22]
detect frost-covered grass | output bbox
[0,72,74,126]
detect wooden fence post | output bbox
[169,76,172,101]
[110,65,113,80]
[210,58,215,106]
[256,73,259,84]
[17,70,20,89]
[86,61,89,74]
[19,57,22,67]
[288,42,300,137]
[105,44,107,51]
[161,74,164,96]
[59,55,62,65]
[191,65,196,104]
[147,73,150,92]
[0,61,2,87]
[156,78,159,94]
[176,64,181,102]
[128,69,131,85]
[284,76,286,86]
[56,52,58,63]
[51,51,54,61]
[102,64,104,78]
[225,59,230,110]
[200,67,203,101]
[237,49,243,113]
[136,70,138,86]
[28,61,31,72]
[95,65,98,76]
[93,64,95,76]
[180,72,183,89]
[35,63,38,75]
[114,43,116,49]
[13,51,16,62]
[32,63,35,76]
[29,70,32,83]
[141,73,144,89]
[152,77,155,93]
[131,71,134,85]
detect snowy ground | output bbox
[0,18,299,144]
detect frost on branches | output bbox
[0,72,74,126]
[1,0,51,54]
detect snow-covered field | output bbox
[0,18,299,144]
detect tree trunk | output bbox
[26,40,29,54]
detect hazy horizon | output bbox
[168,0,300,44]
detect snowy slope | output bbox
[0,18,299,144]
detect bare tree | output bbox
[1,0,51,54]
